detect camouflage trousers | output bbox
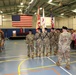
[43,44,50,56]
[27,44,34,56]
[35,40,43,56]
[50,43,58,55]
[58,50,70,65]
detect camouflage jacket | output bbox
[26,34,34,45]
[58,32,71,51]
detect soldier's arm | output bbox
[69,33,72,44]
[58,33,63,46]
[26,35,29,44]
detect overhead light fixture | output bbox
[29,0,34,4]
[40,7,42,10]
[47,0,58,6]
[34,12,36,15]
[19,9,22,12]
[20,2,24,5]
[72,9,76,13]
[0,11,3,13]
[48,0,53,3]
[61,13,64,16]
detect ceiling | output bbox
[0,0,76,17]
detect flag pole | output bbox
[42,8,45,33]
[36,7,40,32]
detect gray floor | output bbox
[0,40,76,75]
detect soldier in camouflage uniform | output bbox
[41,28,50,56]
[26,30,34,58]
[0,31,4,52]
[54,29,61,55]
[34,28,42,57]
[49,28,58,55]
[56,26,72,70]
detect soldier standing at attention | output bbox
[26,29,34,58]
[56,26,72,70]
[41,28,50,56]
[54,29,61,55]
[34,28,42,57]
[49,28,58,55]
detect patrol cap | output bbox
[45,28,47,30]
[29,29,32,32]
[51,28,54,30]
[38,28,41,30]
[62,26,68,30]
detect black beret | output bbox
[62,26,68,30]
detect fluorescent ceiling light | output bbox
[61,13,64,16]
[47,1,58,6]
[29,0,34,4]
[19,9,22,12]
[48,0,53,3]
[20,2,24,5]
[40,7,42,10]
[34,12,36,15]
[72,9,76,13]
[0,11,3,13]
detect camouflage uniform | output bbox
[34,32,42,57]
[26,33,34,57]
[57,32,71,66]
[41,31,50,56]
[49,31,58,55]
[55,31,61,55]
[0,32,4,52]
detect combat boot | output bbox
[65,65,70,70]
[28,54,30,57]
[46,53,49,56]
[31,55,34,59]
[31,52,34,59]
[54,51,57,55]
[56,61,61,66]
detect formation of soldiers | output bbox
[26,28,60,58]
[26,26,72,70]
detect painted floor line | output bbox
[18,58,29,75]
[47,57,72,75]
[21,64,56,71]
[22,67,61,75]
[0,58,27,63]
[0,56,48,63]
[0,55,27,59]
[71,53,76,54]
[71,56,76,58]
[20,60,76,71]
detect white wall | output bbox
[73,17,76,29]
[1,15,76,29]
[55,16,76,29]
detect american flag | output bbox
[51,15,54,28]
[12,15,32,27]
